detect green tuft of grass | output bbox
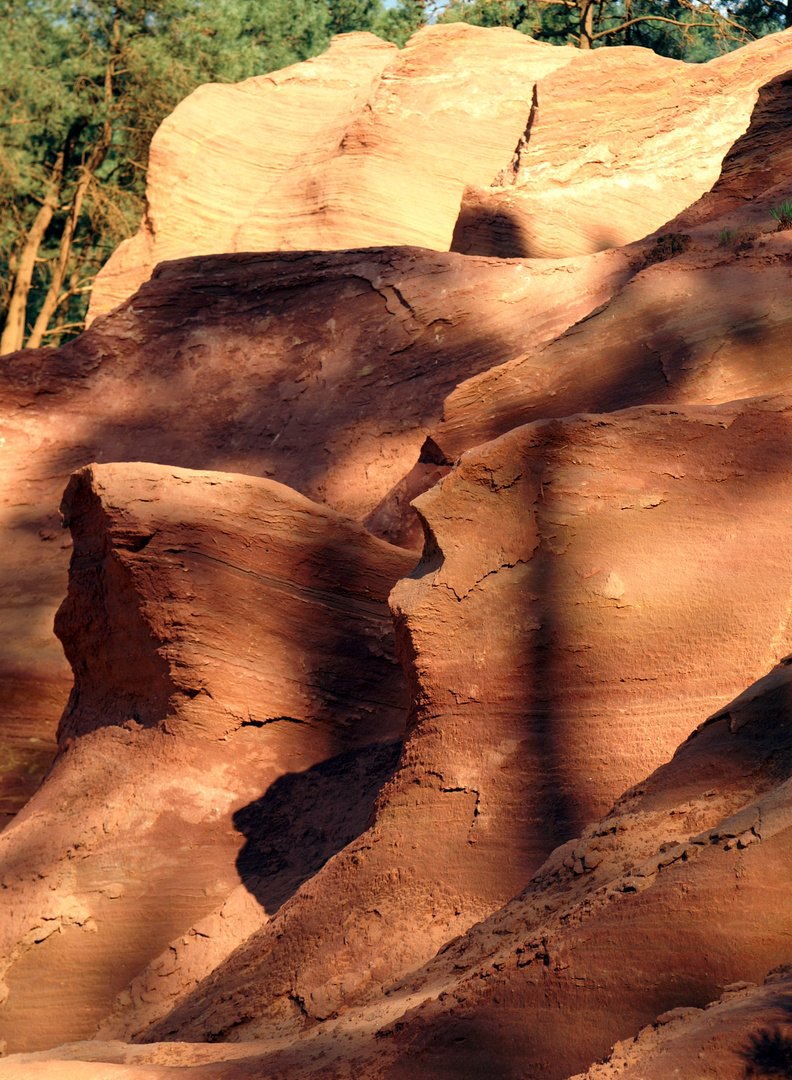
[718,228,739,247]
[771,200,792,231]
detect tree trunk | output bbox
[26,143,109,350]
[0,153,66,355]
[579,0,595,46]
[25,8,121,350]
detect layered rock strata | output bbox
[569,968,792,1080]
[353,655,792,1080]
[89,27,792,321]
[6,652,792,1080]
[0,240,636,816]
[451,30,792,259]
[0,462,414,1053]
[85,392,792,1050]
[3,27,792,1080]
[88,25,576,319]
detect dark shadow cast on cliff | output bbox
[233,738,401,915]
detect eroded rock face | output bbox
[451,29,792,259]
[435,54,792,460]
[9,653,792,1080]
[0,462,414,1054]
[568,968,792,1080]
[391,394,792,860]
[0,242,635,813]
[79,393,792,1050]
[88,25,577,320]
[4,27,792,1080]
[357,656,792,1080]
[89,25,792,323]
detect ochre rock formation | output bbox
[567,968,792,1080]
[3,24,792,1080]
[435,63,792,457]
[88,25,792,324]
[339,655,792,1080]
[0,242,635,820]
[6,653,792,1079]
[0,462,414,1053]
[451,31,792,259]
[88,25,577,320]
[79,392,792,1052]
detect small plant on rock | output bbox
[644,233,692,265]
[718,225,762,252]
[718,228,740,247]
[771,200,792,231]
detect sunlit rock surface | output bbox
[3,25,792,1080]
[0,243,635,818]
[88,25,576,320]
[0,463,413,1053]
[452,31,792,258]
[86,392,792,1051]
[89,25,792,322]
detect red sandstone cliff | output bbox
[2,24,792,1080]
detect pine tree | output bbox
[435,0,782,55]
[0,0,409,354]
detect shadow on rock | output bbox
[233,738,402,915]
[744,1026,792,1078]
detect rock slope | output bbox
[3,24,792,1080]
[84,391,792,1054]
[88,25,576,320]
[0,240,636,820]
[452,31,792,259]
[0,463,414,1053]
[88,26,792,320]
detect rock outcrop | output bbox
[434,62,792,459]
[340,654,792,1080]
[88,26,792,321]
[3,23,792,1080]
[569,968,792,1080]
[0,463,414,1053]
[0,241,636,821]
[88,25,577,320]
[451,31,792,259]
[6,653,792,1080]
[75,389,792,1053]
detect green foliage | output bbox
[771,200,792,230]
[373,0,427,45]
[329,0,382,33]
[644,233,692,264]
[433,0,784,57]
[0,0,426,353]
[718,224,763,247]
[438,0,572,43]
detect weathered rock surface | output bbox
[4,26,792,1080]
[451,29,792,259]
[90,27,792,323]
[0,241,635,816]
[568,968,792,1080]
[0,462,414,1053]
[392,393,792,853]
[435,62,792,460]
[6,653,792,1079]
[88,25,576,320]
[6,36,792,824]
[344,654,792,1080]
[77,392,792,1051]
